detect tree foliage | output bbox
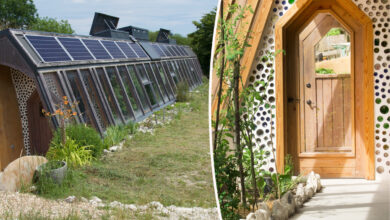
[149,30,190,45]
[188,8,216,77]
[29,16,75,34]
[0,0,37,29]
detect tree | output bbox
[29,17,75,34]
[149,30,190,46]
[188,8,216,78]
[0,0,37,30]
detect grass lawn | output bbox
[37,81,215,208]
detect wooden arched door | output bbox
[27,90,53,155]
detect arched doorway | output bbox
[0,65,24,171]
[275,0,374,179]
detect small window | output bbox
[117,66,142,118]
[144,63,164,105]
[136,64,159,108]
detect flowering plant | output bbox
[42,96,79,146]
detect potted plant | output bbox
[39,96,79,184]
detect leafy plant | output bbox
[316,68,335,74]
[176,81,190,102]
[46,137,93,169]
[103,124,128,148]
[51,124,104,158]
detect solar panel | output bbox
[178,46,188,56]
[116,42,138,58]
[167,46,178,56]
[151,44,166,57]
[101,41,126,59]
[57,37,94,60]
[82,39,112,59]
[171,46,182,56]
[160,44,173,57]
[26,35,71,62]
[129,43,149,58]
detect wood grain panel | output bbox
[299,158,356,168]
[332,78,344,147]
[316,79,324,149]
[323,79,333,148]
[0,66,24,171]
[343,78,352,148]
[300,167,355,177]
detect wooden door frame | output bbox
[275,0,375,179]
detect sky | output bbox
[33,0,218,36]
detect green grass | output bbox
[34,82,215,208]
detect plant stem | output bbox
[213,0,225,152]
[234,61,246,208]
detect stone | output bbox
[103,149,110,155]
[109,146,120,152]
[281,191,296,216]
[0,156,47,192]
[124,204,137,211]
[306,171,318,192]
[294,195,304,209]
[271,200,289,220]
[148,201,164,210]
[296,183,307,202]
[304,185,314,199]
[80,197,88,203]
[246,212,256,220]
[89,196,103,206]
[315,173,322,192]
[64,196,76,203]
[254,202,271,220]
[110,201,124,208]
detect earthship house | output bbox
[211,0,389,180]
[0,12,203,170]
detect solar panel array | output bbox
[145,42,191,58]
[26,35,72,62]
[25,35,150,63]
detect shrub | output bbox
[103,125,127,148]
[51,124,104,158]
[46,137,93,168]
[176,81,190,102]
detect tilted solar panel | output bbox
[151,44,166,57]
[26,35,71,62]
[116,42,138,58]
[178,46,188,56]
[58,37,94,60]
[160,44,173,57]
[167,46,178,56]
[101,41,126,59]
[129,43,149,58]
[82,39,112,59]
[171,46,182,56]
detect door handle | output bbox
[306,100,312,105]
[306,99,317,109]
[288,97,300,103]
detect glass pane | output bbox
[80,69,109,129]
[66,70,93,126]
[43,72,65,105]
[156,63,174,99]
[136,64,149,84]
[315,27,351,75]
[145,84,157,106]
[163,62,178,88]
[128,65,151,113]
[117,66,142,118]
[144,63,164,105]
[105,67,132,120]
[95,68,122,124]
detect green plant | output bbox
[51,124,104,158]
[176,81,190,102]
[47,137,93,168]
[316,68,335,74]
[103,124,128,148]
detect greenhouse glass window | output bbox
[66,70,95,127]
[105,67,132,120]
[156,62,175,100]
[144,63,164,105]
[127,65,151,113]
[95,68,122,124]
[80,69,110,129]
[117,66,143,118]
[135,64,158,108]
